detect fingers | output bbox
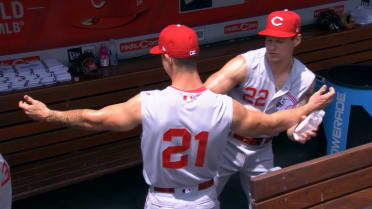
[18,100,25,109]
[296,130,317,144]
[327,87,336,97]
[329,86,335,93]
[317,85,327,95]
[23,95,35,105]
[300,115,307,121]
[19,95,34,111]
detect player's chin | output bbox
[266,54,281,62]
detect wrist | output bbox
[303,103,314,115]
[44,109,55,122]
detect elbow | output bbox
[81,110,105,130]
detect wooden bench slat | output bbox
[252,166,372,209]
[250,143,372,202]
[10,136,138,178]
[6,128,140,166]
[296,39,372,64]
[0,122,62,142]
[12,138,141,200]
[0,128,98,154]
[13,138,139,188]
[296,24,372,54]
[308,187,372,209]
[307,50,372,72]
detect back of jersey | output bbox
[141,86,233,188]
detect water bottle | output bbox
[108,39,118,66]
[99,45,109,67]
[293,110,325,141]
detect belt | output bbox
[153,179,214,193]
[233,134,272,146]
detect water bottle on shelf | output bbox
[99,45,109,67]
[293,110,325,141]
[108,39,118,66]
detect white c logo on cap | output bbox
[90,0,106,8]
[271,16,283,26]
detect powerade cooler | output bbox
[317,64,372,155]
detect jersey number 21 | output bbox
[162,128,208,169]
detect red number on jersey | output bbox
[242,87,268,107]
[162,129,209,169]
[1,161,10,186]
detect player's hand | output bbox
[294,128,318,144]
[19,95,51,121]
[290,115,318,144]
[291,115,317,144]
[307,85,335,110]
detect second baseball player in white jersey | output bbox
[141,86,233,208]
[216,47,315,203]
[230,47,315,115]
[0,154,12,209]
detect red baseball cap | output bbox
[150,24,199,58]
[258,10,301,38]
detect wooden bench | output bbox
[1,23,371,201]
[250,142,372,209]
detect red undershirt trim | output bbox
[171,85,206,93]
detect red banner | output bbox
[1,0,344,56]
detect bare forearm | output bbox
[269,104,312,134]
[46,109,103,130]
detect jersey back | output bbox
[141,86,233,188]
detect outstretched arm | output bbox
[18,94,142,132]
[204,55,247,94]
[232,85,334,137]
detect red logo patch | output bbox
[224,21,258,34]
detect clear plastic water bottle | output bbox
[108,39,118,66]
[99,45,109,67]
[293,110,325,141]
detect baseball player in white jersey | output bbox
[18,24,334,209]
[0,153,12,209]
[205,10,320,207]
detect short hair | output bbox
[172,56,197,69]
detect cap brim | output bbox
[258,29,296,38]
[149,45,162,54]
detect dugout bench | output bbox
[250,142,372,209]
[1,23,372,201]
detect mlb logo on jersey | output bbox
[183,95,193,103]
[182,187,192,194]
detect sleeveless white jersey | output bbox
[141,86,233,188]
[230,47,315,113]
[229,48,315,136]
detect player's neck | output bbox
[269,56,293,74]
[170,67,204,91]
[269,57,293,91]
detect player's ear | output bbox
[163,54,173,64]
[293,34,302,47]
